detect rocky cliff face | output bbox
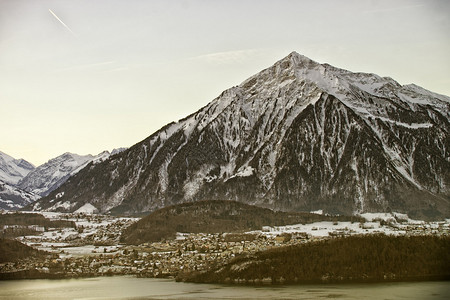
[30,52,450,219]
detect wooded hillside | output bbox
[0,239,50,263]
[120,200,363,244]
[181,235,450,284]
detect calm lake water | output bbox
[0,277,449,299]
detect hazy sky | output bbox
[1,0,449,166]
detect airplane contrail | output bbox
[49,9,77,37]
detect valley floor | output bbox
[1,211,449,281]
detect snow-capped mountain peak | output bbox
[0,151,37,210]
[1,148,128,210]
[30,52,450,219]
[0,151,35,185]
[18,150,117,197]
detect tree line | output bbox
[181,234,450,284]
[120,200,364,244]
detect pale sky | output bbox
[1,0,449,166]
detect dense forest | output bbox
[0,212,75,228]
[0,239,51,263]
[180,235,450,284]
[0,212,75,238]
[120,200,363,244]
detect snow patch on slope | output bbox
[75,203,98,214]
[183,165,215,200]
[229,166,254,179]
[375,116,432,129]
[47,200,77,212]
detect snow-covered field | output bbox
[254,221,394,237]
[249,212,449,238]
[16,212,139,257]
[59,245,122,257]
[10,210,450,260]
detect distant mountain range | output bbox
[0,151,35,186]
[26,52,450,219]
[0,149,126,210]
[18,152,110,197]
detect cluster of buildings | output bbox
[1,231,308,278]
[15,213,137,249]
[1,212,449,279]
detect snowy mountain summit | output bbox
[0,151,37,210]
[31,52,450,219]
[19,151,116,197]
[0,151,35,185]
[0,148,128,210]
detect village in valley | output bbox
[1,208,449,280]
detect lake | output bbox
[0,277,448,299]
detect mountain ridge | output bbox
[18,151,107,197]
[0,149,126,210]
[0,151,35,186]
[28,52,450,219]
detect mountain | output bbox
[0,180,39,210]
[111,148,127,156]
[0,149,127,210]
[29,52,450,219]
[0,151,35,185]
[0,152,38,210]
[18,151,113,197]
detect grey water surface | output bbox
[0,277,448,299]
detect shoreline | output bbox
[179,274,450,286]
[2,269,449,285]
